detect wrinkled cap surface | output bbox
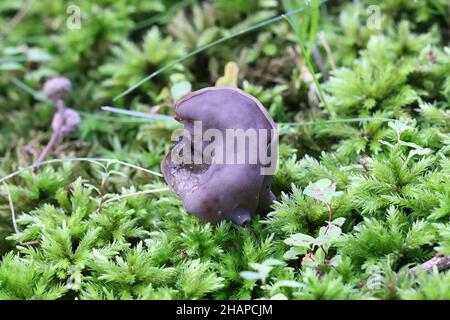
[43,76,72,100]
[161,87,277,225]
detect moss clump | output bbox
[0,0,449,299]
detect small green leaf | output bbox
[283,246,306,260]
[388,120,415,138]
[271,293,288,300]
[240,271,263,281]
[240,259,284,281]
[27,48,52,63]
[171,81,192,101]
[284,233,315,247]
[304,178,337,204]
[332,217,346,227]
[263,43,277,56]
[272,280,303,289]
[316,224,342,246]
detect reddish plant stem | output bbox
[324,203,333,232]
[96,174,108,214]
[33,98,65,172]
[318,32,336,71]
[3,182,19,234]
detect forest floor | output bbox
[0,0,449,299]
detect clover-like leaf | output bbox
[284,233,315,247]
[388,120,415,139]
[315,224,342,246]
[283,246,307,260]
[240,259,285,281]
[270,293,288,300]
[304,178,339,204]
[272,280,303,290]
[332,217,346,227]
[240,271,263,281]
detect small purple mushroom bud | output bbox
[161,87,277,225]
[51,108,81,136]
[43,76,72,101]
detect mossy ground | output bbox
[0,0,449,299]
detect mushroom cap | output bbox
[43,76,72,100]
[52,108,81,136]
[161,87,277,225]
[175,86,276,134]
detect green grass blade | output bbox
[101,106,180,127]
[306,0,320,59]
[78,111,156,124]
[429,0,449,20]
[11,77,47,101]
[101,106,175,121]
[279,117,396,127]
[132,0,196,31]
[103,188,170,205]
[284,15,330,112]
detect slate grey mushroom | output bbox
[161,87,277,225]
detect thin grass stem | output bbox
[103,187,170,204]
[113,0,328,101]
[0,157,163,185]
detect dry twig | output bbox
[410,255,450,274]
[3,183,19,234]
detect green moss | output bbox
[0,0,449,300]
